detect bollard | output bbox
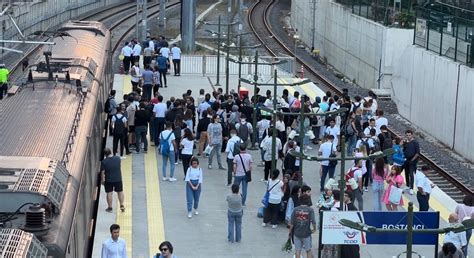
[119,62,124,75]
[300,64,304,79]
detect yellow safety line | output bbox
[145,142,166,256]
[123,75,132,93]
[116,150,133,258]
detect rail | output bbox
[249,0,474,197]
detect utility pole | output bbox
[142,0,147,42]
[181,0,196,52]
[311,0,317,51]
[159,0,166,34]
[136,0,140,40]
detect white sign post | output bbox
[321,211,366,245]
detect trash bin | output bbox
[239,86,249,100]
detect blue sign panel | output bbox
[363,211,439,245]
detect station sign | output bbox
[321,211,439,245]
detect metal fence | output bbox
[413,7,474,66]
[179,55,295,77]
[335,0,416,28]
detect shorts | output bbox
[294,236,312,251]
[104,181,123,193]
[128,125,135,133]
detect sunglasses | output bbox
[160,248,168,252]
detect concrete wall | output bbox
[2,0,121,41]
[291,0,412,89]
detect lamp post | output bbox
[293,33,299,74]
[339,207,474,258]
[242,77,311,171]
[201,17,238,87]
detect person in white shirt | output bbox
[121,42,133,74]
[262,169,284,229]
[260,130,282,181]
[101,224,127,258]
[325,119,341,147]
[153,95,167,146]
[416,166,435,211]
[443,213,467,252]
[185,157,203,218]
[171,44,181,76]
[197,94,212,119]
[363,118,381,136]
[225,129,242,186]
[347,159,364,211]
[159,122,177,181]
[130,61,141,90]
[180,128,195,178]
[375,110,388,131]
[159,45,171,72]
[132,41,142,64]
[318,135,337,191]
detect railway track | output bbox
[248,0,473,202]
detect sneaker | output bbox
[194,210,199,215]
[242,204,246,208]
[218,166,226,170]
[178,160,182,164]
[188,212,192,218]
[261,223,266,227]
[105,207,113,213]
[409,189,414,195]
[162,177,168,181]
[272,225,278,229]
[208,165,212,169]
[175,162,179,165]
[364,187,368,192]
[169,178,177,182]
[120,156,126,160]
[305,145,313,150]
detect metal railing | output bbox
[335,0,416,28]
[179,55,295,77]
[413,7,474,66]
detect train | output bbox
[0,21,111,257]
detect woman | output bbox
[392,137,406,166]
[262,169,284,229]
[382,165,404,211]
[174,117,184,165]
[280,174,291,221]
[227,184,243,243]
[207,114,225,170]
[455,195,473,255]
[180,128,194,177]
[154,241,177,258]
[354,144,368,184]
[318,188,335,211]
[285,185,301,224]
[197,110,211,157]
[345,112,358,156]
[185,157,203,218]
[371,158,388,211]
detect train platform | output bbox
[92,72,473,258]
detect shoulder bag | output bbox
[238,154,251,182]
[329,143,338,167]
[261,180,281,208]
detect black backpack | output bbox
[237,122,249,141]
[231,139,241,156]
[381,132,393,150]
[104,97,113,114]
[113,115,126,135]
[283,150,297,171]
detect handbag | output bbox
[329,143,338,167]
[389,184,403,205]
[261,180,281,208]
[204,145,213,156]
[238,154,252,182]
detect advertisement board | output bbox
[321,211,439,245]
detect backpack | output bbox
[160,131,174,156]
[371,138,381,153]
[231,138,241,156]
[173,126,182,139]
[104,96,113,114]
[237,122,249,141]
[352,102,361,112]
[113,115,126,135]
[345,167,359,191]
[344,121,355,136]
[381,132,393,150]
[283,150,297,171]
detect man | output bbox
[159,43,171,73]
[102,224,127,258]
[171,43,181,76]
[235,114,253,148]
[416,165,435,211]
[101,148,125,212]
[112,107,129,158]
[135,102,150,153]
[375,110,388,131]
[233,144,253,206]
[159,122,177,181]
[142,65,154,101]
[126,95,139,150]
[0,64,9,100]
[288,194,317,258]
[225,129,242,186]
[404,129,420,195]
[318,135,337,191]
[197,93,212,119]
[325,119,340,147]
[132,40,142,64]
[153,95,167,145]
[143,42,154,67]
[443,213,467,254]
[121,42,133,74]
[363,118,381,137]
[156,53,168,88]
[340,191,361,258]
[106,90,118,136]
[130,61,141,90]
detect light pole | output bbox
[225,42,260,94]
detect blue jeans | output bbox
[208,143,223,167]
[346,134,357,156]
[143,84,152,100]
[233,176,248,205]
[462,228,472,255]
[320,165,336,191]
[372,181,384,211]
[135,125,148,152]
[162,153,175,178]
[227,210,243,242]
[186,180,201,212]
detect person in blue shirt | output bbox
[154,241,177,258]
[392,137,406,167]
[156,53,168,88]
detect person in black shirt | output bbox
[197,110,212,156]
[135,102,150,153]
[101,148,125,212]
[402,129,420,195]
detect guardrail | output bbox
[179,55,295,77]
